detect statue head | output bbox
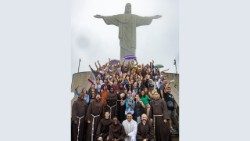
[124,3,131,14]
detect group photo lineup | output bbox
[71,0,179,141]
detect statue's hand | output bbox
[94,14,102,18]
[153,15,162,19]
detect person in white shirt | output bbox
[122,113,137,141]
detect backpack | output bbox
[167,101,174,109]
[166,93,175,110]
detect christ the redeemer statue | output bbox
[94,3,161,60]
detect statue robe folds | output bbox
[102,14,153,60]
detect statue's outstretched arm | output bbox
[94,14,104,18]
[151,15,162,19]
[136,15,161,27]
[94,14,119,26]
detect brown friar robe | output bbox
[149,98,171,141]
[71,98,87,141]
[86,99,104,141]
[136,121,154,141]
[108,123,126,141]
[105,92,117,119]
[96,118,113,141]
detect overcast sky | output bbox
[71,0,178,74]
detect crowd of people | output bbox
[71,59,179,141]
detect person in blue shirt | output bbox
[125,91,135,115]
[74,87,90,105]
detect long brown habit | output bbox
[105,91,117,119]
[86,99,103,141]
[96,118,113,141]
[149,98,171,141]
[108,122,126,141]
[71,98,87,141]
[136,121,154,141]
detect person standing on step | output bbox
[105,87,118,119]
[86,95,104,141]
[163,86,179,133]
[72,92,87,141]
[149,93,171,141]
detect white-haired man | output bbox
[136,114,154,141]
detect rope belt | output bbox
[91,114,100,141]
[153,114,163,117]
[107,105,116,119]
[91,114,100,118]
[76,116,84,141]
